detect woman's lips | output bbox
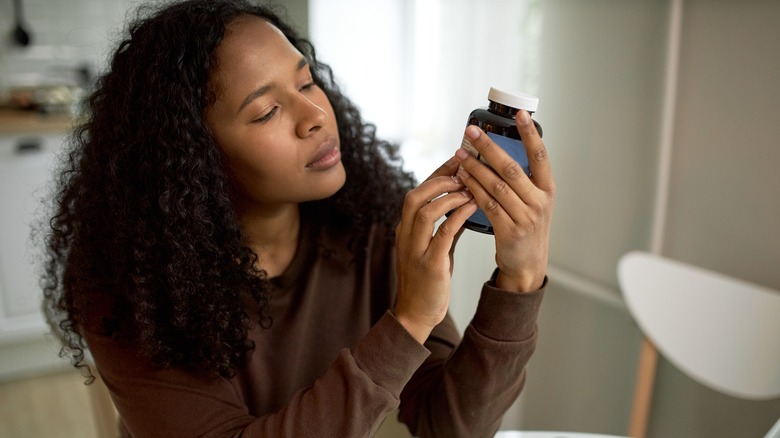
[306,138,341,170]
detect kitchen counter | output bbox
[0,108,76,135]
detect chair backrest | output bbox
[617,251,780,400]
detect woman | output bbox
[41,0,555,436]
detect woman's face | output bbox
[206,15,345,213]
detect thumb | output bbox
[448,226,466,274]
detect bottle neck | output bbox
[488,101,533,119]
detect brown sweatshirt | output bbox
[84,222,545,438]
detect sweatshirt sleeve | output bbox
[84,312,430,438]
[398,271,546,438]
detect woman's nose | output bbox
[294,94,327,138]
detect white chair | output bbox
[617,251,780,437]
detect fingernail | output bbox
[518,110,531,126]
[465,125,481,140]
[461,189,473,199]
[457,166,470,179]
[451,175,462,185]
[455,148,470,160]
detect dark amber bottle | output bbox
[461,87,543,234]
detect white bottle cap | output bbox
[488,87,539,112]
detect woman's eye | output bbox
[253,106,278,124]
[300,82,315,92]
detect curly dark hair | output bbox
[40,0,415,379]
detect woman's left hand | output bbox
[393,156,478,343]
[455,110,556,293]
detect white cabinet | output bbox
[0,133,69,378]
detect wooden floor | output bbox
[0,370,118,438]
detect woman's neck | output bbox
[238,203,301,278]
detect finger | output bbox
[398,176,466,241]
[408,190,474,248]
[451,225,466,253]
[428,198,478,260]
[422,155,460,183]
[515,110,554,193]
[455,161,514,227]
[463,124,533,194]
[448,224,466,275]
[460,126,545,215]
[457,145,528,218]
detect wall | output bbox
[0,0,308,94]
[651,0,780,436]
[0,0,131,93]
[501,0,668,434]
[518,0,780,437]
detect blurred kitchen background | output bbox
[1,0,778,437]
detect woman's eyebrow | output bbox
[237,57,310,114]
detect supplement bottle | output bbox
[460,87,543,234]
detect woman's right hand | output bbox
[393,156,478,344]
